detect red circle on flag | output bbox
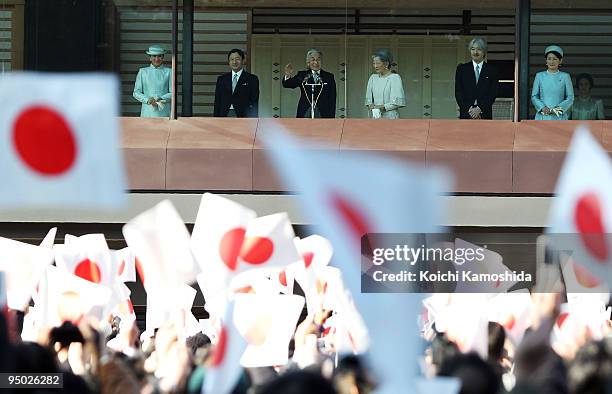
[557,312,569,328]
[502,315,516,331]
[303,252,314,269]
[240,236,274,265]
[74,258,102,284]
[220,228,247,271]
[127,299,134,314]
[279,270,287,286]
[574,192,609,262]
[211,326,228,367]
[135,257,146,286]
[572,262,601,288]
[330,192,371,241]
[12,106,77,176]
[234,285,254,294]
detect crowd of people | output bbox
[1,205,611,394]
[132,39,606,120]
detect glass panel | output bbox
[530,9,611,120]
[113,1,175,117]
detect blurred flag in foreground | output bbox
[548,128,612,289]
[0,72,126,208]
[263,126,450,394]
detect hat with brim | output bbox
[544,45,563,57]
[146,45,166,56]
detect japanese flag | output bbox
[454,238,518,293]
[292,235,332,313]
[548,128,612,288]
[111,247,136,283]
[239,213,302,272]
[235,294,305,367]
[487,289,533,346]
[0,72,126,208]
[444,294,489,359]
[53,234,116,288]
[205,301,248,394]
[191,193,256,299]
[0,236,54,310]
[262,128,449,293]
[263,127,450,394]
[40,265,112,328]
[123,200,199,292]
[560,254,609,295]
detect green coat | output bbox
[133,64,172,117]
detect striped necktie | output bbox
[232,73,238,93]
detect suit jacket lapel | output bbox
[225,73,233,96]
[468,63,477,87]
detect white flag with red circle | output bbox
[53,234,116,288]
[40,265,112,328]
[263,129,449,294]
[263,128,450,394]
[0,236,54,310]
[191,193,257,300]
[0,72,126,208]
[239,212,302,271]
[123,200,199,292]
[291,235,332,313]
[192,194,301,301]
[235,294,305,367]
[548,128,612,289]
[560,254,609,295]
[111,247,136,283]
[205,301,248,394]
[453,238,518,293]
[487,289,533,346]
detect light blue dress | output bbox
[531,70,574,120]
[569,96,605,120]
[133,65,172,117]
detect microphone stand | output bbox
[303,75,323,119]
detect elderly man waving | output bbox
[133,45,172,117]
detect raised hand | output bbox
[284,63,294,77]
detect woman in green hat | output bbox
[133,45,172,117]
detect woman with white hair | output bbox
[364,49,406,119]
[531,45,574,120]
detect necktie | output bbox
[232,73,238,93]
[475,64,480,82]
[313,71,320,84]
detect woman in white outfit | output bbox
[365,49,406,119]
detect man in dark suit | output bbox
[214,48,259,117]
[282,48,336,118]
[454,38,499,119]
